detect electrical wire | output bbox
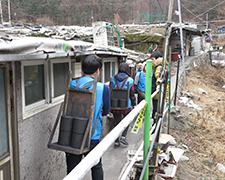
[181,0,205,7]
[189,0,225,21]
[156,0,164,13]
[180,2,203,21]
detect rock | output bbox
[222,85,225,89]
[179,155,189,162]
[171,114,192,131]
[186,68,191,73]
[197,88,208,95]
[169,139,177,146]
[203,158,214,167]
[193,95,200,101]
[182,144,188,149]
[170,106,180,115]
[186,100,202,110]
[183,91,194,98]
[196,76,201,79]
[178,97,189,106]
[216,163,225,173]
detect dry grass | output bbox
[172,61,225,179]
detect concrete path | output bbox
[83,55,198,180]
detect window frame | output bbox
[102,58,118,83]
[21,58,71,118]
[21,60,47,116]
[50,58,71,104]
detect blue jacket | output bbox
[70,76,106,140]
[110,73,134,109]
[137,71,146,92]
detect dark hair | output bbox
[150,51,163,59]
[82,55,102,75]
[137,60,143,64]
[118,62,130,76]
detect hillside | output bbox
[171,59,225,179]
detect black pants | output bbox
[113,112,129,143]
[152,99,158,124]
[66,141,103,180]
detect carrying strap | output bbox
[91,114,99,137]
[76,80,94,90]
[114,77,129,89]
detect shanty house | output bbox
[0,36,127,180]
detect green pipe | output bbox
[105,24,123,49]
[167,47,171,134]
[143,60,152,180]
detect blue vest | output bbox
[110,76,133,108]
[70,76,104,140]
[137,71,146,92]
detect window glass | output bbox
[104,62,110,82]
[24,65,45,105]
[0,67,9,157]
[53,63,69,97]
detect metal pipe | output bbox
[143,60,152,180]
[177,0,187,89]
[0,0,3,25]
[8,0,11,24]
[139,117,163,180]
[63,100,147,180]
[167,47,171,134]
[174,58,180,106]
[120,116,157,180]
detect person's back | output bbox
[67,55,110,180]
[110,62,135,148]
[134,62,146,104]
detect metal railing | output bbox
[63,100,147,180]
[119,88,159,180]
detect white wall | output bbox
[16,62,67,180]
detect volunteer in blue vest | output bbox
[134,61,143,77]
[67,55,110,180]
[134,62,146,104]
[110,62,135,148]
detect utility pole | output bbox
[91,11,94,23]
[8,0,11,24]
[206,13,208,29]
[177,0,186,89]
[0,0,3,25]
[168,0,174,22]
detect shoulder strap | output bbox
[76,80,94,90]
[114,77,129,89]
[114,77,120,89]
[91,115,99,137]
[120,77,129,89]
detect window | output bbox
[24,64,45,105]
[104,62,110,82]
[22,58,71,117]
[103,58,117,83]
[53,63,69,97]
[0,67,9,158]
